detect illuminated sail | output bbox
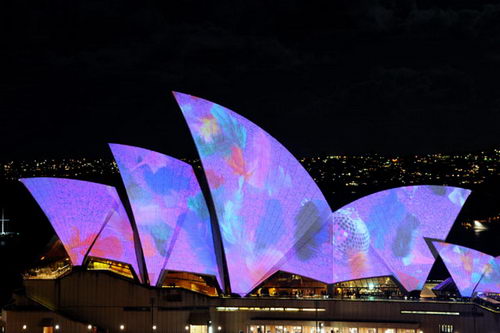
[434,241,499,296]
[477,256,500,294]
[279,205,392,284]
[88,196,141,280]
[174,92,332,295]
[357,186,470,291]
[21,178,135,267]
[281,186,469,290]
[110,144,221,287]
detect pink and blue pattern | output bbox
[21,177,139,274]
[88,198,141,280]
[280,186,469,290]
[434,241,499,296]
[19,93,478,295]
[353,186,470,291]
[110,144,221,287]
[478,256,500,294]
[174,92,332,295]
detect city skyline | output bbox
[1,135,498,253]
[2,148,498,195]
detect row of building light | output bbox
[216,306,326,312]
[19,323,224,331]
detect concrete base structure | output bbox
[3,271,499,333]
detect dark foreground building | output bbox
[3,270,499,333]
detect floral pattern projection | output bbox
[278,205,393,284]
[433,241,500,296]
[174,92,332,295]
[88,198,141,281]
[352,186,470,291]
[344,186,469,291]
[478,257,500,294]
[280,186,470,290]
[20,178,140,276]
[109,144,221,287]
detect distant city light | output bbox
[3,150,497,194]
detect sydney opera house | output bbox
[2,93,499,333]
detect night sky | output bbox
[1,1,499,305]
[1,0,499,161]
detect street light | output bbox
[119,324,125,330]
[152,325,157,330]
[55,324,60,330]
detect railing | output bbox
[473,295,500,313]
[23,262,72,280]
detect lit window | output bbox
[401,310,459,316]
[439,324,453,333]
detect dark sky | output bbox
[1,0,499,161]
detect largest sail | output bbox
[174,92,331,295]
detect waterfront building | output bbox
[3,93,498,332]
